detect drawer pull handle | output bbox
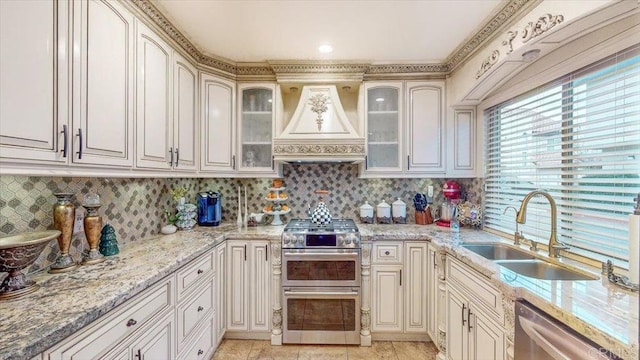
[197,349,204,356]
[126,318,137,327]
[384,251,390,255]
[197,269,203,275]
[197,305,204,312]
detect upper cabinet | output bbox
[0,0,69,164]
[135,21,173,170]
[72,0,135,168]
[363,82,404,174]
[172,52,198,171]
[237,83,278,175]
[447,107,478,177]
[200,73,236,173]
[362,80,448,177]
[405,81,445,174]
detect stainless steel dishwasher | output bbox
[515,300,622,360]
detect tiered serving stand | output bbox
[263,187,291,225]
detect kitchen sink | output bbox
[461,243,536,260]
[495,259,599,281]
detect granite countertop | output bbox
[1,223,637,360]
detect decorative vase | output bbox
[99,224,119,256]
[176,203,197,230]
[161,224,178,234]
[50,193,79,273]
[82,197,105,265]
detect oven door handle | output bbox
[283,289,360,297]
[283,250,360,257]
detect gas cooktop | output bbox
[282,219,360,248]
[283,218,359,233]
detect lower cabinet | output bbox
[427,243,439,341]
[215,242,227,346]
[446,257,506,360]
[43,249,219,360]
[371,241,428,336]
[227,240,271,333]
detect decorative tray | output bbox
[456,201,483,227]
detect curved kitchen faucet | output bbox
[516,190,569,258]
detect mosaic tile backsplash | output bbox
[0,163,481,273]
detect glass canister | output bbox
[392,197,407,224]
[359,201,374,224]
[376,200,391,224]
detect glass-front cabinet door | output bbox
[237,83,277,174]
[363,82,404,175]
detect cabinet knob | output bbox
[197,269,203,275]
[384,251,390,255]
[197,349,204,356]
[197,305,204,312]
[126,318,137,327]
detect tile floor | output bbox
[211,339,438,360]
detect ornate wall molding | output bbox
[521,13,564,43]
[446,0,533,71]
[368,63,449,74]
[131,0,533,77]
[273,144,365,155]
[476,50,500,79]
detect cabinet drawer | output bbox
[44,277,174,360]
[447,258,504,323]
[177,251,214,298]
[373,242,403,264]
[177,278,214,351]
[178,316,215,360]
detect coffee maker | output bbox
[197,191,222,226]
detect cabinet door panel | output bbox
[249,242,271,331]
[363,83,404,174]
[227,242,247,330]
[215,244,227,344]
[173,53,197,170]
[201,74,235,172]
[132,313,174,360]
[470,310,504,360]
[371,266,403,332]
[404,243,427,333]
[406,81,445,173]
[427,245,439,340]
[448,108,477,177]
[238,84,277,174]
[446,288,468,360]
[73,0,134,167]
[136,23,172,169]
[0,0,67,163]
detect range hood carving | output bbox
[274,85,365,163]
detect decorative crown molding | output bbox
[132,0,534,77]
[446,0,533,71]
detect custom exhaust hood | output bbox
[273,84,366,163]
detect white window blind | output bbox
[484,45,640,266]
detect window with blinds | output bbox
[484,45,640,267]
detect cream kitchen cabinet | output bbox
[227,240,271,333]
[44,276,175,360]
[371,241,428,336]
[0,0,69,164]
[446,107,478,177]
[446,257,506,360]
[71,0,135,168]
[361,81,445,177]
[427,243,439,342]
[363,82,404,174]
[200,73,236,173]
[405,80,446,174]
[135,21,173,170]
[170,52,198,171]
[215,241,227,346]
[237,83,279,176]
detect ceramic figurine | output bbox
[99,224,119,256]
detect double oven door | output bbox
[282,248,361,344]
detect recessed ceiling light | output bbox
[318,44,333,54]
[375,98,385,102]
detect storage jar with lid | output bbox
[392,197,407,224]
[359,201,374,224]
[376,200,391,224]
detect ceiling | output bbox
[151,0,505,64]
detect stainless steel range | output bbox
[281,218,361,345]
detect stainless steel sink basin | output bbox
[461,243,536,260]
[495,260,598,281]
